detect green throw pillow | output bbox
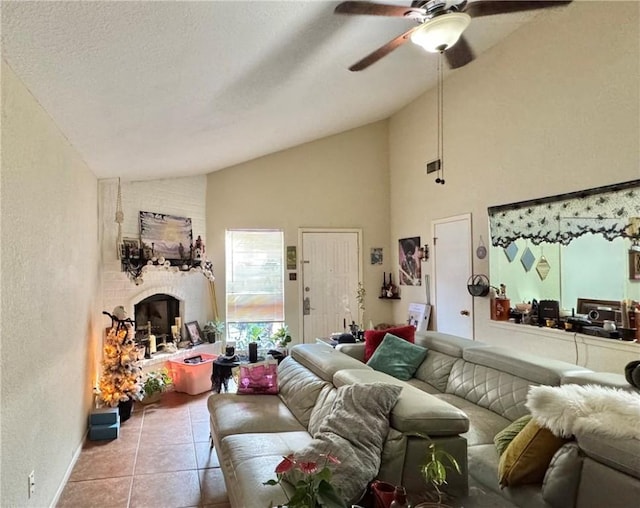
[366,333,428,381]
[494,415,533,457]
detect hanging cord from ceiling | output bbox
[115,177,124,258]
[435,52,445,185]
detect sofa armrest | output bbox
[335,342,365,362]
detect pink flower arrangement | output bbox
[264,453,346,508]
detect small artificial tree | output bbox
[98,309,143,408]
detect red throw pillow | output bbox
[364,325,416,362]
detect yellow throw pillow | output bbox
[498,418,568,488]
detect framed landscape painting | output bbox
[140,211,192,260]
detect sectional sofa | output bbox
[207,331,640,507]
[338,331,640,508]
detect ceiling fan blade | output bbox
[348,26,421,71]
[444,35,475,69]
[464,1,572,18]
[335,1,425,18]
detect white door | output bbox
[301,230,361,342]
[432,214,473,339]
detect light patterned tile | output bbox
[130,470,200,508]
[135,443,197,474]
[57,477,131,508]
[195,441,220,469]
[198,468,229,506]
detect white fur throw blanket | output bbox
[525,384,640,440]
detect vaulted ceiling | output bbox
[1,1,556,180]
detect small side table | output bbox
[211,358,240,393]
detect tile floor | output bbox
[57,391,229,508]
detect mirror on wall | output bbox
[488,179,640,319]
[490,232,639,314]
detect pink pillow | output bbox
[364,325,416,362]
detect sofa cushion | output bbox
[334,369,469,436]
[445,359,533,421]
[541,442,583,508]
[297,382,402,502]
[290,343,371,381]
[364,325,415,362]
[495,415,533,456]
[576,433,640,480]
[278,355,333,427]
[207,393,305,440]
[218,432,313,508]
[412,349,460,393]
[498,419,568,487]
[462,346,591,386]
[436,393,510,446]
[366,333,428,381]
[307,384,337,436]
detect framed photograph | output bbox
[287,246,297,270]
[139,211,193,261]
[185,321,203,345]
[121,238,140,259]
[370,247,383,265]
[399,237,421,285]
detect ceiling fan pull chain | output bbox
[436,52,445,185]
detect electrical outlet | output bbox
[28,470,35,498]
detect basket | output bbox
[467,274,490,297]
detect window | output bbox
[225,230,284,347]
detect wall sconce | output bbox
[419,245,429,261]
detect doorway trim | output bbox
[297,227,363,342]
[431,213,474,338]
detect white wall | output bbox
[387,1,640,372]
[99,177,213,330]
[206,121,393,342]
[1,61,100,506]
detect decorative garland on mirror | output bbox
[488,179,640,247]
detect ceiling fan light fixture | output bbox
[410,12,471,53]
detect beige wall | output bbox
[388,1,639,367]
[1,61,100,506]
[206,121,393,341]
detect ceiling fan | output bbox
[334,0,572,71]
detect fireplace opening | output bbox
[134,294,180,343]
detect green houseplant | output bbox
[140,368,172,405]
[203,319,225,342]
[271,324,292,349]
[414,442,461,508]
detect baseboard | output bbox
[49,429,87,508]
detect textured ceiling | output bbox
[1,1,545,180]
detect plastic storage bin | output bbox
[169,353,217,395]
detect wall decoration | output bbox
[370,247,383,265]
[407,302,430,332]
[536,256,551,280]
[520,247,536,272]
[504,241,518,262]
[139,211,192,260]
[399,237,421,286]
[476,236,487,259]
[286,246,297,270]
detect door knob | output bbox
[460,310,470,316]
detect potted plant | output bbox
[246,323,264,362]
[263,453,347,508]
[203,319,225,342]
[271,324,292,349]
[140,368,172,405]
[414,442,461,508]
